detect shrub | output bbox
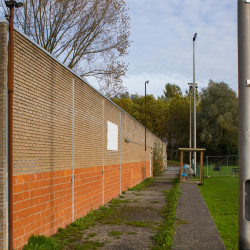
[153,142,165,175]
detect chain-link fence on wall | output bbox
[0,20,167,249]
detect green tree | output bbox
[197,80,238,155]
[112,94,168,138]
[166,95,190,160]
[159,83,182,101]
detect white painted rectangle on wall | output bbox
[107,121,118,151]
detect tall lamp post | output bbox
[238,1,250,248]
[145,81,149,151]
[193,33,197,175]
[5,1,23,249]
[188,84,193,169]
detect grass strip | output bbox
[152,178,180,250]
[128,177,154,191]
[198,177,238,250]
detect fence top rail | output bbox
[0,19,164,142]
[179,148,206,152]
[206,155,239,158]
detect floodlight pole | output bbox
[188,84,192,169]
[193,33,197,175]
[238,1,250,249]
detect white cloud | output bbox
[119,0,237,97]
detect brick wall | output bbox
[0,20,166,249]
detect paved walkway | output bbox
[166,167,226,250]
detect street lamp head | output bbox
[5,1,14,7]
[145,80,149,84]
[193,33,197,41]
[15,2,23,7]
[5,1,23,8]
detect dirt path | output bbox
[65,172,173,250]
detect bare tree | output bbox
[2,0,131,94]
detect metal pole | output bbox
[72,78,75,222]
[145,81,149,151]
[8,5,14,249]
[238,1,250,248]
[131,120,132,187]
[206,156,208,177]
[145,82,146,151]
[227,156,228,177]
[139,126,140,183]
[102,100,105,205]
[193,33,197,175]
[189,86,192,168]
[120,112,121,194]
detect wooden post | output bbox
[200,151,204,183]
[180,150,183,181]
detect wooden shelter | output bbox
[179,148,206,184]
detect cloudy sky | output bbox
[120,0,237,98]
[0,0,237,98]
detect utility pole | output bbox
[238,1,250,248]
[188,84,193,169]
[193,33,197,175]
[145,81,149,151]
[5,1,23,249]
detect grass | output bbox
[128,177,154,191]
[128,232,137,235]
[22,235,62,250]
[109,231,124,237]
[132,192,144,196]
[125,221,154,227]
[203,165,239,177]
[87,233,97,238]
[198,177,238,250]
[152,178,180,250]
[74,240,104,250]
[167,160,180,166]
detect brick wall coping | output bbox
[0,19,164,143]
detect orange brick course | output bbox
[12,163,150,249]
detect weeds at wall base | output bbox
[22,178,155,249]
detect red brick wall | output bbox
[74,167,103,220]
[12,163,151,249]
[13,170,73,249]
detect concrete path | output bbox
[164,168,226,250]
[165,166,180,178]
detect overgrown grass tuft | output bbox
[152,178,180,250]
[22,235,62,250]
[125,221,154,228]
[128,177,154,191]
[109,231,124,236]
